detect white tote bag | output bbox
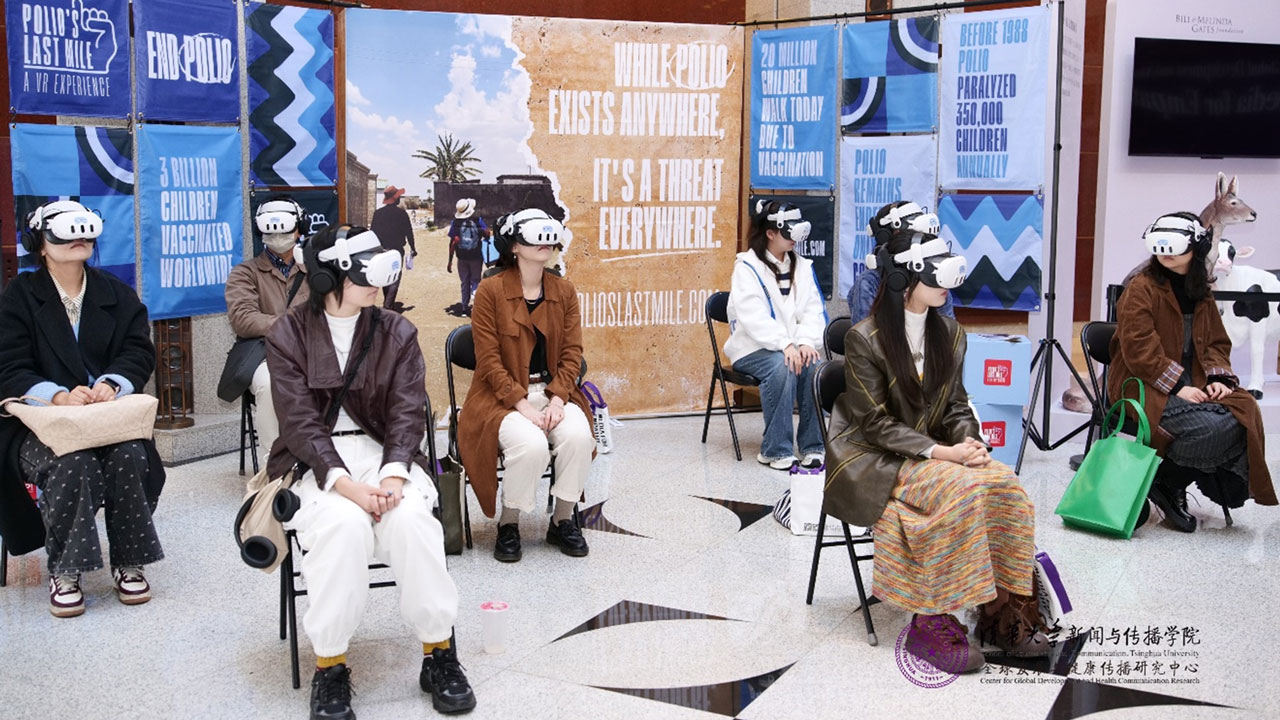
[579,381,613,454]
[1034,549,1072,632]
[786,464,825,536]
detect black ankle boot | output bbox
[494,523,521,563]
[1149,482,1196,533]
[310,664,355,720]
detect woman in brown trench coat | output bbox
[1110,212,1277,533]
[457,208,595,563]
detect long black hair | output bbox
[869,229,956,408]
[747,200,797,282]
[1142,210,1212,302]
[304,224,346,314]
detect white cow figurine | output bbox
[1213,239,1280,399]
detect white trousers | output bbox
[286,434,458,657]
[250,361,278,468]
[497,383,594,514]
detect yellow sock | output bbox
[316,654,347,669]
[423,639,450,655]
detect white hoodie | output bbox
[724,249,828,365]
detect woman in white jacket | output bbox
[725,200,828,470]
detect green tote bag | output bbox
[1055,378,1159,538]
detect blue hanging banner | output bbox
[10,124,136,287]
[138,125,244,320]
[5,0,131,117]
[750,24,838,190]
[841,18,939,134]
[133,0,238,122]
[939,193,1043,311]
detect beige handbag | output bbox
[234,467,298,574]
[0,394,159,456]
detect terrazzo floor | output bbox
[2,412,1277,719]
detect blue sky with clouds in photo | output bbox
[345,10,539,198]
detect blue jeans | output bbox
[732,349,823,460]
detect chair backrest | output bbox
[444,325,474,459]
[704,291,731,370]
[812,359,846,446]
[1079,321,1116,417]
[824,316,852,359]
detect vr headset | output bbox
[494,209,564,258]
[1144,213,1209,257]
[867,235,969,290]
[23,200,103,251]
[255,199,305,235]
[310,227,402,290]
[879,201,939,234]
[758,200,811,244]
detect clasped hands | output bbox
[336,475,406,521]
[783,343,820,374]
[517,395,565,433]
[1177,382,1231,403]
[51,381,117,406]
[934,437,991,468]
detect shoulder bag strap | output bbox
[324,308,381,429]
[284,271,306,308]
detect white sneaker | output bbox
[49,574,85,618]
[800,452,825,470]
[757,453,798,470]
[112,566,151,605]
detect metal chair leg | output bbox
[805,512,825,605]
[701,372,716,443]
[285,551,301,689]
[248,409,259,476]
[463,493,473,550]
[1223,505,1233,527]
[843,523,878,647]
[279,556,288,640]
[1,537,8,588]
[717,374,743,461]
[239,398,249,476]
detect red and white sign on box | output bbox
[964,334,1032,406]
[973,403,1025,467]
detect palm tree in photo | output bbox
[414,134,481,182]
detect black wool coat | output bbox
[0,267,165,555]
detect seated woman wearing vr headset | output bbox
[458,208,595,563]
[847,201,955,323]
[0,201,164,618]
[264,224,476,718]
[1109,212,1275,533]
[724,200,828,470]
[825,219,1050,674]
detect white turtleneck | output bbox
[903,308,936,460]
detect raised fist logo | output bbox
[307,214,330,231]
[74,0,118,74]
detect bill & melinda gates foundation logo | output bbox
[984,358,1012,387]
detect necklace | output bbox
[907,336,924,366]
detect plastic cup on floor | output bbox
[480,601,509,654]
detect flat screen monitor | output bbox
[1128,37,1280,158]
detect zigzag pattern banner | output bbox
[841,18,939,134]
[246,4,336,187]
[10,124,136,287]
[938,193,1042,311]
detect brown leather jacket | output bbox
[265,306,429,487]
[823,316,980,527]
[458,268,592,517]
[1109,271,1276,505]
[225,251,310,339]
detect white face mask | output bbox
[264,232,297,254]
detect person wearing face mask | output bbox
[225,196,311,467]
[0,201,164,618]
[724,200,828,471]
[1109,212,1276,533]
[826,221,1049,674]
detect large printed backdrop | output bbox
[346,12,743,415]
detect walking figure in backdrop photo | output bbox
[371,185,418,314]
[446,198,490,318]
[266,224,475,718]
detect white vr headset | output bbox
[763,204,812,244]
[879,201,940,235]
[29,200,103,243]
[1144,214,1208,257]
[500,208,564,246]
[316,229,402,288]
[866,235,969,290]
[255,199,304,235]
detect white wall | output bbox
[1094,0,1280,318]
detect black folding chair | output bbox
[279,396,443,688]
[240,391,259,477]
[444,324,582,551]
[806,359,879,646]
[700,291,761,461]
[823,316,853,360]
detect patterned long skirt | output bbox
[872,458,1035,615]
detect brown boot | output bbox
[978,579,1052,657]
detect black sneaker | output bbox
[494,523,521,563]
[1149,482,1196,533]
[546,518,589,557]
[420,647,477,714]
[310,664,355,720]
